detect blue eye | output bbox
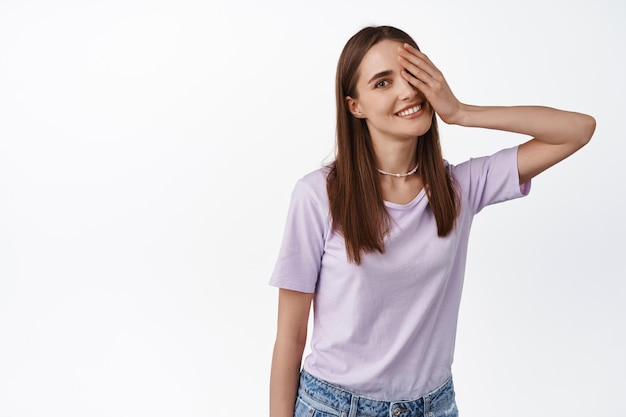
[375,80,389,88]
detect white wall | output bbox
[0,0,624,416]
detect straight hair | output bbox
[327,26,459,265]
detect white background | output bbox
[0,0,624,416]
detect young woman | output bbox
[269,25,595,417]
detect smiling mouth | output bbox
[395,104,422,117]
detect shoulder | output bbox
[291,166,331,206]
[446,146,530,213]
[447,146,519,181]
[299,165,330,186]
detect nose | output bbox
[397,76,418,100]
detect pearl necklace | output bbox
[377,163,419,178]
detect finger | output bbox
[399,69,435,102]
[400,69,418,86]
[400,69,428,94]
[397,47,438,81]
[397,55,435,87]
[402,43,441,73]
[399,45,451,98]
[399,44,445,83]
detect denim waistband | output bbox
[297,370,454,417]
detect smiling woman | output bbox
[346,40,435,141]
[268,25,595,417]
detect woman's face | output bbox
[346,40,433,142]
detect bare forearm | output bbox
[269,338,305,417]
[397,44,595,148]
[453,104,596,147]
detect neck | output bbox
[371,136,418,179]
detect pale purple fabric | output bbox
[269,146,531,400]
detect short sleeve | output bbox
[269,178,327,293]
[452,145,531,214]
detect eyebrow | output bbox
[367,70,394,85]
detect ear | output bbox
[345,96,365,119]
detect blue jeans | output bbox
[295,370,458,417]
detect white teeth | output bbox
[397,105,421,117]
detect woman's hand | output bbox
[398,43,595,183]
[397,43,464,125]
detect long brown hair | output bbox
[327,25,459,265]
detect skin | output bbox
[346,39,434,204]
[269,39,596,417]
[269,289,313,417]
[395,42,596,184]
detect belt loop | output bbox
[423,395,430,417]
[347,394,359,417]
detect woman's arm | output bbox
[269,288,314,417]
[447,105,595,184]
[397,44,596,183]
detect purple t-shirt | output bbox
[269,146,531,400]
